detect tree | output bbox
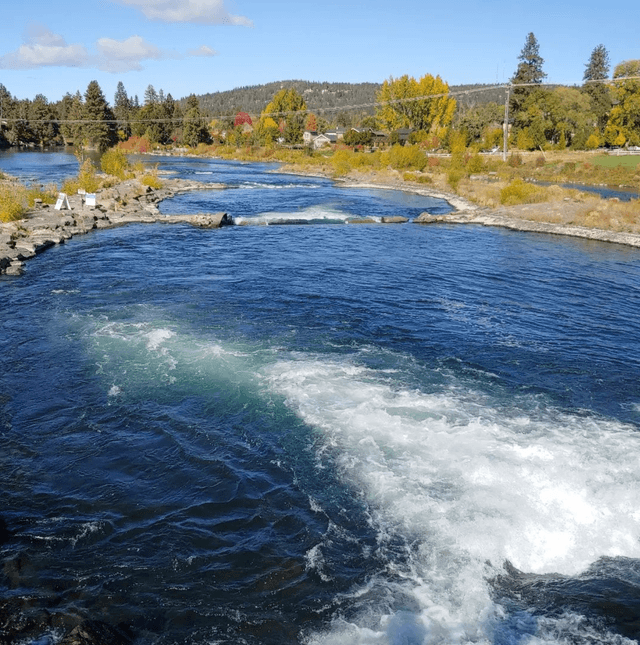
[185,94,200,112]
[234,111,252,127]
[0,84,15,146]
[343,129,373,147]
[144,84,158,106]
[583,45,612,131]
[453,102,504,146]
[59,91,84,146]
[82,80,117,151]
[30,94,58,146]
[605,60,640,146]
[182,95,209,147]
[376,74,456,136]
[164,93,181,142]
[539,87,594,148]
[260,88,307,144]
[510,33,547,115]
[114,81,132,140]
[305,113,317,132]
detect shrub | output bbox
[27,184,57,207]
[500,179,546,205]
[0,184,27,222]
[140,173,162,189]
[331,149,353,176]
[508,153,523,167]
[403,172,432,184]
[101,148,131,179]
[118,136,151,153]
[465,154,485,174]
[62,159,101,195]
[447,169,464,190]
[385,144,427,171]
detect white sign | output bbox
[78,188,86,195]
[54,193,70,211]
[85,194,96,207]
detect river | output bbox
[1,150,640,645]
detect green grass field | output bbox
[592,154,640,168]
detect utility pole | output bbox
[503,85,510,162]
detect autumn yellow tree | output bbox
[605,60,640,147]
[257,88,308,144]
[376,74,456,137]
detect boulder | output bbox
[414,212,450,224]
[381,216,409,224]
[5,261,24,275]
[0,246,13,271]
[346,217,377,224]
[190,212,233,228]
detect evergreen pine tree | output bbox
[583,44,611,131]
[510,33,547,114]
[82,80,116,151]
[144,85,158,106]
[114,81,132,140]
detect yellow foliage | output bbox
[101,148,131,180]
[383,144,427,171]
[376,74,456,135]
[500,179,547,205]
[0,184,27,222]
[140,174,163,189]
[585,132,602,150]
[27,184,57,207]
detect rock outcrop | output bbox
[0,178,230,275]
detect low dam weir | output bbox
[162,212,412,227]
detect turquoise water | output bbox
[1,152,640,645]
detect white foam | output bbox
[145,328,175,350]
[236,204,352,225]
[265,353,640,644]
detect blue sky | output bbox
[1,0,638,109]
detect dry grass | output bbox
[0,182,27,222]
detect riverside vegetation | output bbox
[169,142,640,235]
[0,149,162,224]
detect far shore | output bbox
[277,164,640,248]
[2,157,640,276]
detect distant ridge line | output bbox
[187,80,509,117]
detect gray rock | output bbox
[413,212,451,224]
[381,216,409,224]
[191,212,233,228]
[5,261,24,275]
[347,218,377,224]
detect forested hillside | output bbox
[189,80,504,119]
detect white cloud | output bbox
[97,35,166,72]
[112,0,253,25]
[0,24,90,69]
[0,23,222,73]
[189,45,218,57]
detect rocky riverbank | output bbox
[0,177,232,276]
[2,172,639,277]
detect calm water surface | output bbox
[1,151,640,645]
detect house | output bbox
[310,134,331,149]
[303,130,338,149]
[323,128,346,143]
[303,130,318,145]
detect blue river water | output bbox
[1,151,640,645]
